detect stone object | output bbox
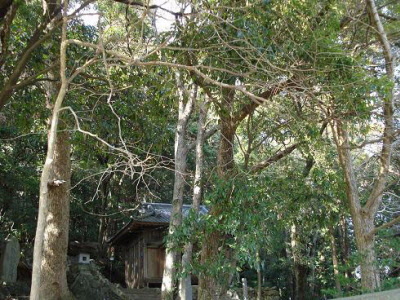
[68,263,127,300]
[0,236,20,283]
[78,253,90,264]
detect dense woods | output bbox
[0,0,399,299]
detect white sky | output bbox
[75,1,184,31]
[75,3,99,27]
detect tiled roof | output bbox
[134,202,208,223]
[107,202,208,245]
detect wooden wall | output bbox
[125,235,144,288]
[124,226,166,289]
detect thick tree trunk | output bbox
[39,131,72,299]
[198,84,294,298]
[217,116,236,177]
[161,76,195,300]
[354,215,380,290]
[31,4,71,298]
[198,114,236,300]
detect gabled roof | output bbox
[107,202,208,246]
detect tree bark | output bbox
[161,74,195,300]
[39,131,72,299]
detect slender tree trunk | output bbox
[256,251,262,300]
[290,224,308,300]
[31,3,71,298]
[179,98,208,300]
[161,76,195,300]
[242,277,248,300]
[338,216,350,277]
[97,171,113,247]
[329,226,342,294]
[309,234,318,297]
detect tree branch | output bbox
[113,0,186,17]
[250,143,299,173]
[0,0,94,110]
[232,80,293,124]
[369,215,400,237]
[187,126,218,151]
[10,62,59,90]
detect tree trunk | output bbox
[97,171,113,247]
[338,216,351,280]
[242,277,248,300]
[179,98,208,300]
[333,122,381,291]
[329,226,342,294]
[31,3,71,298]
[216,115,236,177]
[39,131,72,299]
[309,234,318,297]
[256,251,262,300]
[290,224,308,300]
[161,76,195,300]
[328,0,395,293]
[198,113,236,300]
[354,215,380,290]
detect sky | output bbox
[75,0,183,32]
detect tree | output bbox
[330,0,396,291]
[161,72,195,299]
[179,96,209,300]
[30,2,72,297]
